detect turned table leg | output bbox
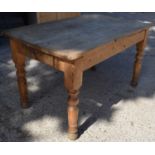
[131,31,148,87]
[64,64,83,140]
[10,39,29,108]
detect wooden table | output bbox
[4,15,152,140]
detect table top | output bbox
[4,15,152,61]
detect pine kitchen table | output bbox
[3,15,152,140]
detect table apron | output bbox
[15,41,71,72]
[80,29,146,71]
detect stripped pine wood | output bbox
[81,29,146,71]
[4,14,152,140]
[131,30,149,87]
[4,15,151,61]
[10,39,29,108]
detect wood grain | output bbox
[4,15,152,61]
[10,39,29,108]
[64,63,83,140]
[81,30,146,71]
[131,30,149,87]
[4,15,152,140]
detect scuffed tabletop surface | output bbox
[4,14,152,60]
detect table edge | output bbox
[3,24,153,62]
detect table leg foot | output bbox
[21,103,30,109]
[68,133,78,140]
[130,81,138,87]
[67,90,79,140]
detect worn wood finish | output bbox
[4,15,152,61]
[64,63,83,140]
[81,30,146,71]
[4,15,152,140]
[131,30,149,87]
[10,39,29,108]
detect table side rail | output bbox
[80,29,147,71]
[10,39,71,72]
